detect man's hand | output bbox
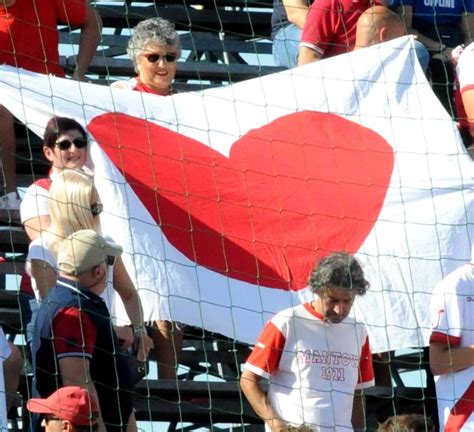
[134,328,154,362]
[266,419,313,432]
[72,70,87,82]
[267,417,288,432]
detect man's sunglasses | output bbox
[55,137,88,151]
[144,53,178,64]
[90,203,103,217]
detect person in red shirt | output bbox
[110,18,180,96]
[0,0,101,208]
[297,0,381,65]
[110,18,184,380]
[240,253,374,432]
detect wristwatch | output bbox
[439,43,447,52]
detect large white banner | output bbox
[1,36,472,353]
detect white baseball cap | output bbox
[58,229,122,275]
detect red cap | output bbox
[27,387,99,426]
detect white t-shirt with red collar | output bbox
[455,43,474,134]
[457,43,474,95]
[430,264,474,432]
[244,302,374,431]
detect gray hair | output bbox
[127,18,181,73]
[309,252,369,296]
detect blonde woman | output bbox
[27,169,153,358]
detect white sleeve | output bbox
[20,183,50,223]
[27,238,57,270]
[430,275,464,342]
[457,43,474,93]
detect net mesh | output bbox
[0,0,473,431]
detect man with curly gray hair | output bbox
[241,252,374,432]
[111,17,181,95]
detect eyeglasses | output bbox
[106,255,116,266]
[55,137,88,151]
[144,52,178,64]
[90,203,103,217]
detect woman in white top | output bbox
[27,169,153,358]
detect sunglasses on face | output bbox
[106,255,116,266]
[144,52,178,64]
[55,137,88,151]
[90,203,103,217]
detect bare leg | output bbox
[0,106,16,194]
[4,342,22,411]
[126,411,137,432]
[151,320,183,379]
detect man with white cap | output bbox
[27,386,99,431]
[31,230,136,432]
[429,259,474,431]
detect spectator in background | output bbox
[20,117,91,241]
[32,230,135,431]
[455,43,474,150]
[0,0,101,209]
[111,17,184,379]
[240,253,374,431]
[378,414,435,432]
[354,6,429,71]
[27,386,100,431]
[111,17,180,95]
[391,0,474,113]
[19,117,92,353]
[26,169,152,358]
[297,0,382,65]
[429,259,474,431]
[271,1,311,68]
[354,6,406,49]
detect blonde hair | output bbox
[47,170,101,256]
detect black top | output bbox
[32,278,134,432]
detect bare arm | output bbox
[297,46,322,65]
[283,0,309,29]
[29,259,56,299]
[461,88,474,141]
[23,215,51,242]
[351,390,366,431]
[113,257,153,360]
[240,370,286,431]
[396,5,442,50]
[59,357,106,432]
[429,341,474,376]
[461,13,474,45]
[73,5,102,80]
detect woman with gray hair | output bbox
[111,18,185,378]
[111,17,181,95]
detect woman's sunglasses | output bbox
[144,52,178,64]
[55,137,88,151]
[90,203,103,217]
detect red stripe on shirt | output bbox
[53,307,97,356]
[357,336,374,385]
[430,331,461,347]
[245,321,285,376]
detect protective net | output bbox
[0,0,473,431]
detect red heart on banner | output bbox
[88,111,394,290]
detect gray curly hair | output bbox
[309,252,370,296]
[127,18,181,73]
